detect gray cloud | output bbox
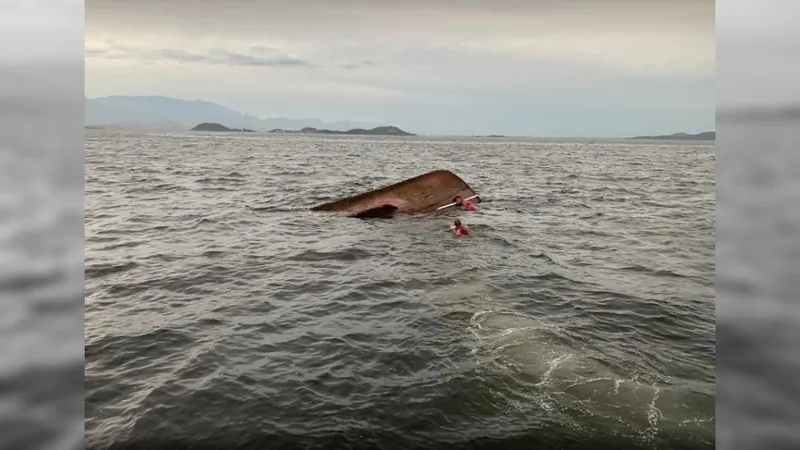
[86,0,713,78]
[340,60,375,70]
[249,46,279,55]
[85,42,314,68]
[86,0,713,40]
[84,0,715,135]
[84,48,106,57]
[205,49,312,67]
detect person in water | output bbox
[454,195,478,211]
[453,218,471,236]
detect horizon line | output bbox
[86,124,716,141]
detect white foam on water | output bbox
[638,385,664,445]
[535,353,574,391]
[465,307,709,444]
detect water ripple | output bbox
[84,131,715,450]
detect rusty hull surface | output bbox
[311,169,477,217]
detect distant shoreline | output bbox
[630,131,715,141]
[266,125,414,136]
[83,95,716,139]
[189,123,416,136]
[191,122,255,133]
[85,124,715,141]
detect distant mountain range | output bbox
[84,95,384,132]
[630,131,715,141]
[191,122,255,133]
[269,125,414,136]
[190,122,414,136]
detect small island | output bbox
[631,131,715,141]
[268,125,415,136]
[191,122,255,132]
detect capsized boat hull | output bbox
[311,169,479,217]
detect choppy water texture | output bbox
[84,131,715,450]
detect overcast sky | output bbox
[82,0,722,136]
